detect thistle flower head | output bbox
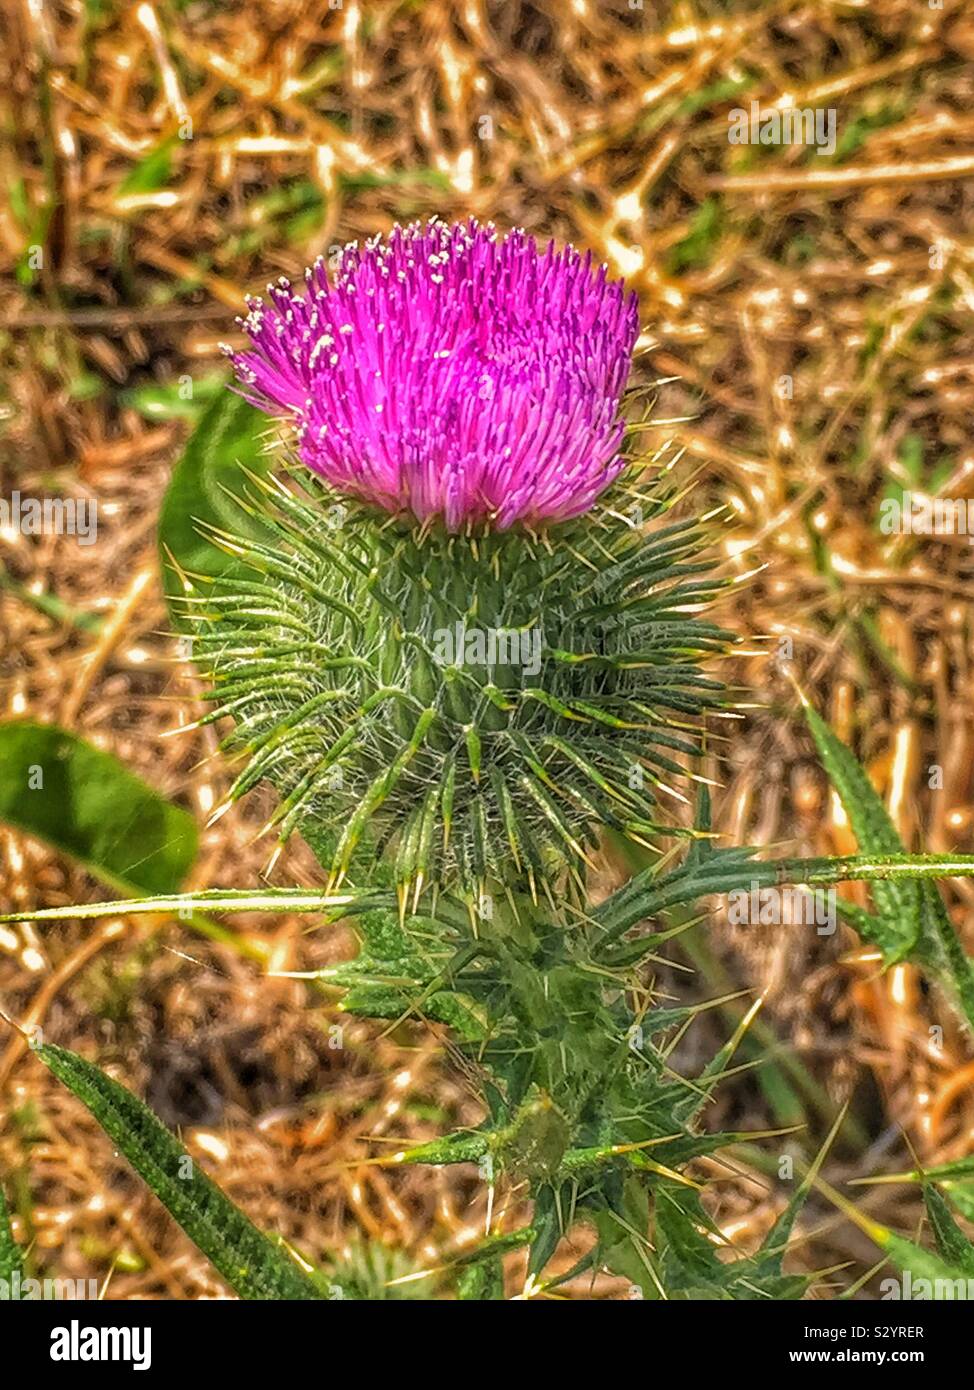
[224,218,640,531]
[199,222,727,910]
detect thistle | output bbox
[11,220,972,1302]
[202,218,728,911]
[180,221,768,1294]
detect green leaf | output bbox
[803,700,974,1022]
[923,1184,974,1274]
[0,1182,23,1281]
[34,1041,322,1300]
[158,390,274,629]
[329,909,490,1040]
[833,1184,974,1296]
[526,1185,562,1282]
[879,1228,973,1294]
[851,1155,974,1225]
[756,1105,849,1276]
[942,1182,974,1223]
[0,723,196,897]
[320,1239,431,1300]
[457,1256,504,1300]
[382,1132,489,1167]
[655,1184,808,1300]
[0,885,373,925]
[668,197,724,273]
[803,701,921,962]
[0,571,102,634]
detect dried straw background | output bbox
[2,0,974,1298]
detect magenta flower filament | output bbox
[225,218,640,530]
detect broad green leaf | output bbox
[0,723,196,897]
[593,1174,658,1297]
[0,1182,23,1280]
[34,1041,322,1300]
[158,390,274,628]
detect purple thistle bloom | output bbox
[225,218,640,531]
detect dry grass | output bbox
[2,0,974,1298]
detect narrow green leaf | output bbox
[595,851,974,957]
[457,1256,504,1300]
[942,1182,974,1223]
[385,1132,489,1167]
[923,1184,974,1276]
[527,1185,562,1282]
[10,857,974,934]
[803,700,974,1022]
[880,1227,973,1294]
[34,1042,322,1300]
[0,571,102,634]
[0,1182,23,1281]
[803,701,920,961]
[0,886,373,925]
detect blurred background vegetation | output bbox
[2,0,974,1298]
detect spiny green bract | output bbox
[186,466,729,909]
[329,901,813,1299]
